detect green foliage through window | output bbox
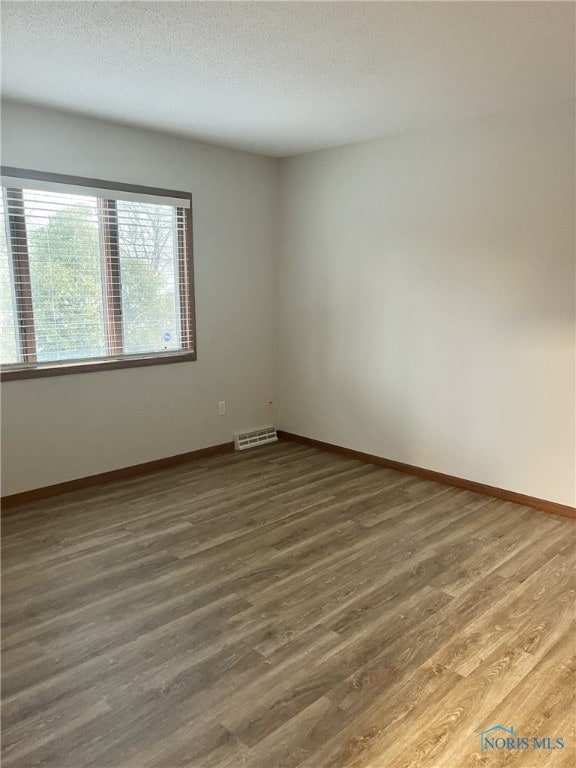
[1,182,193,372]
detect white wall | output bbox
[2,100,574,506]
[0,101,279,495]
[278,101,575,506]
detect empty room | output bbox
[1,2,575,767]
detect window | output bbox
[0,168,195,380]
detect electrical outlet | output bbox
[218,401,226,416]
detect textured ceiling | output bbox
[1,1,574,157]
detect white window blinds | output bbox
[0,168,195,379]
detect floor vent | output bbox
[234,426,278,451]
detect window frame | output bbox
[0,167,196,381]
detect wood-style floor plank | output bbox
[2,441,574,767]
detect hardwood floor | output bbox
[2,441,574,768]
